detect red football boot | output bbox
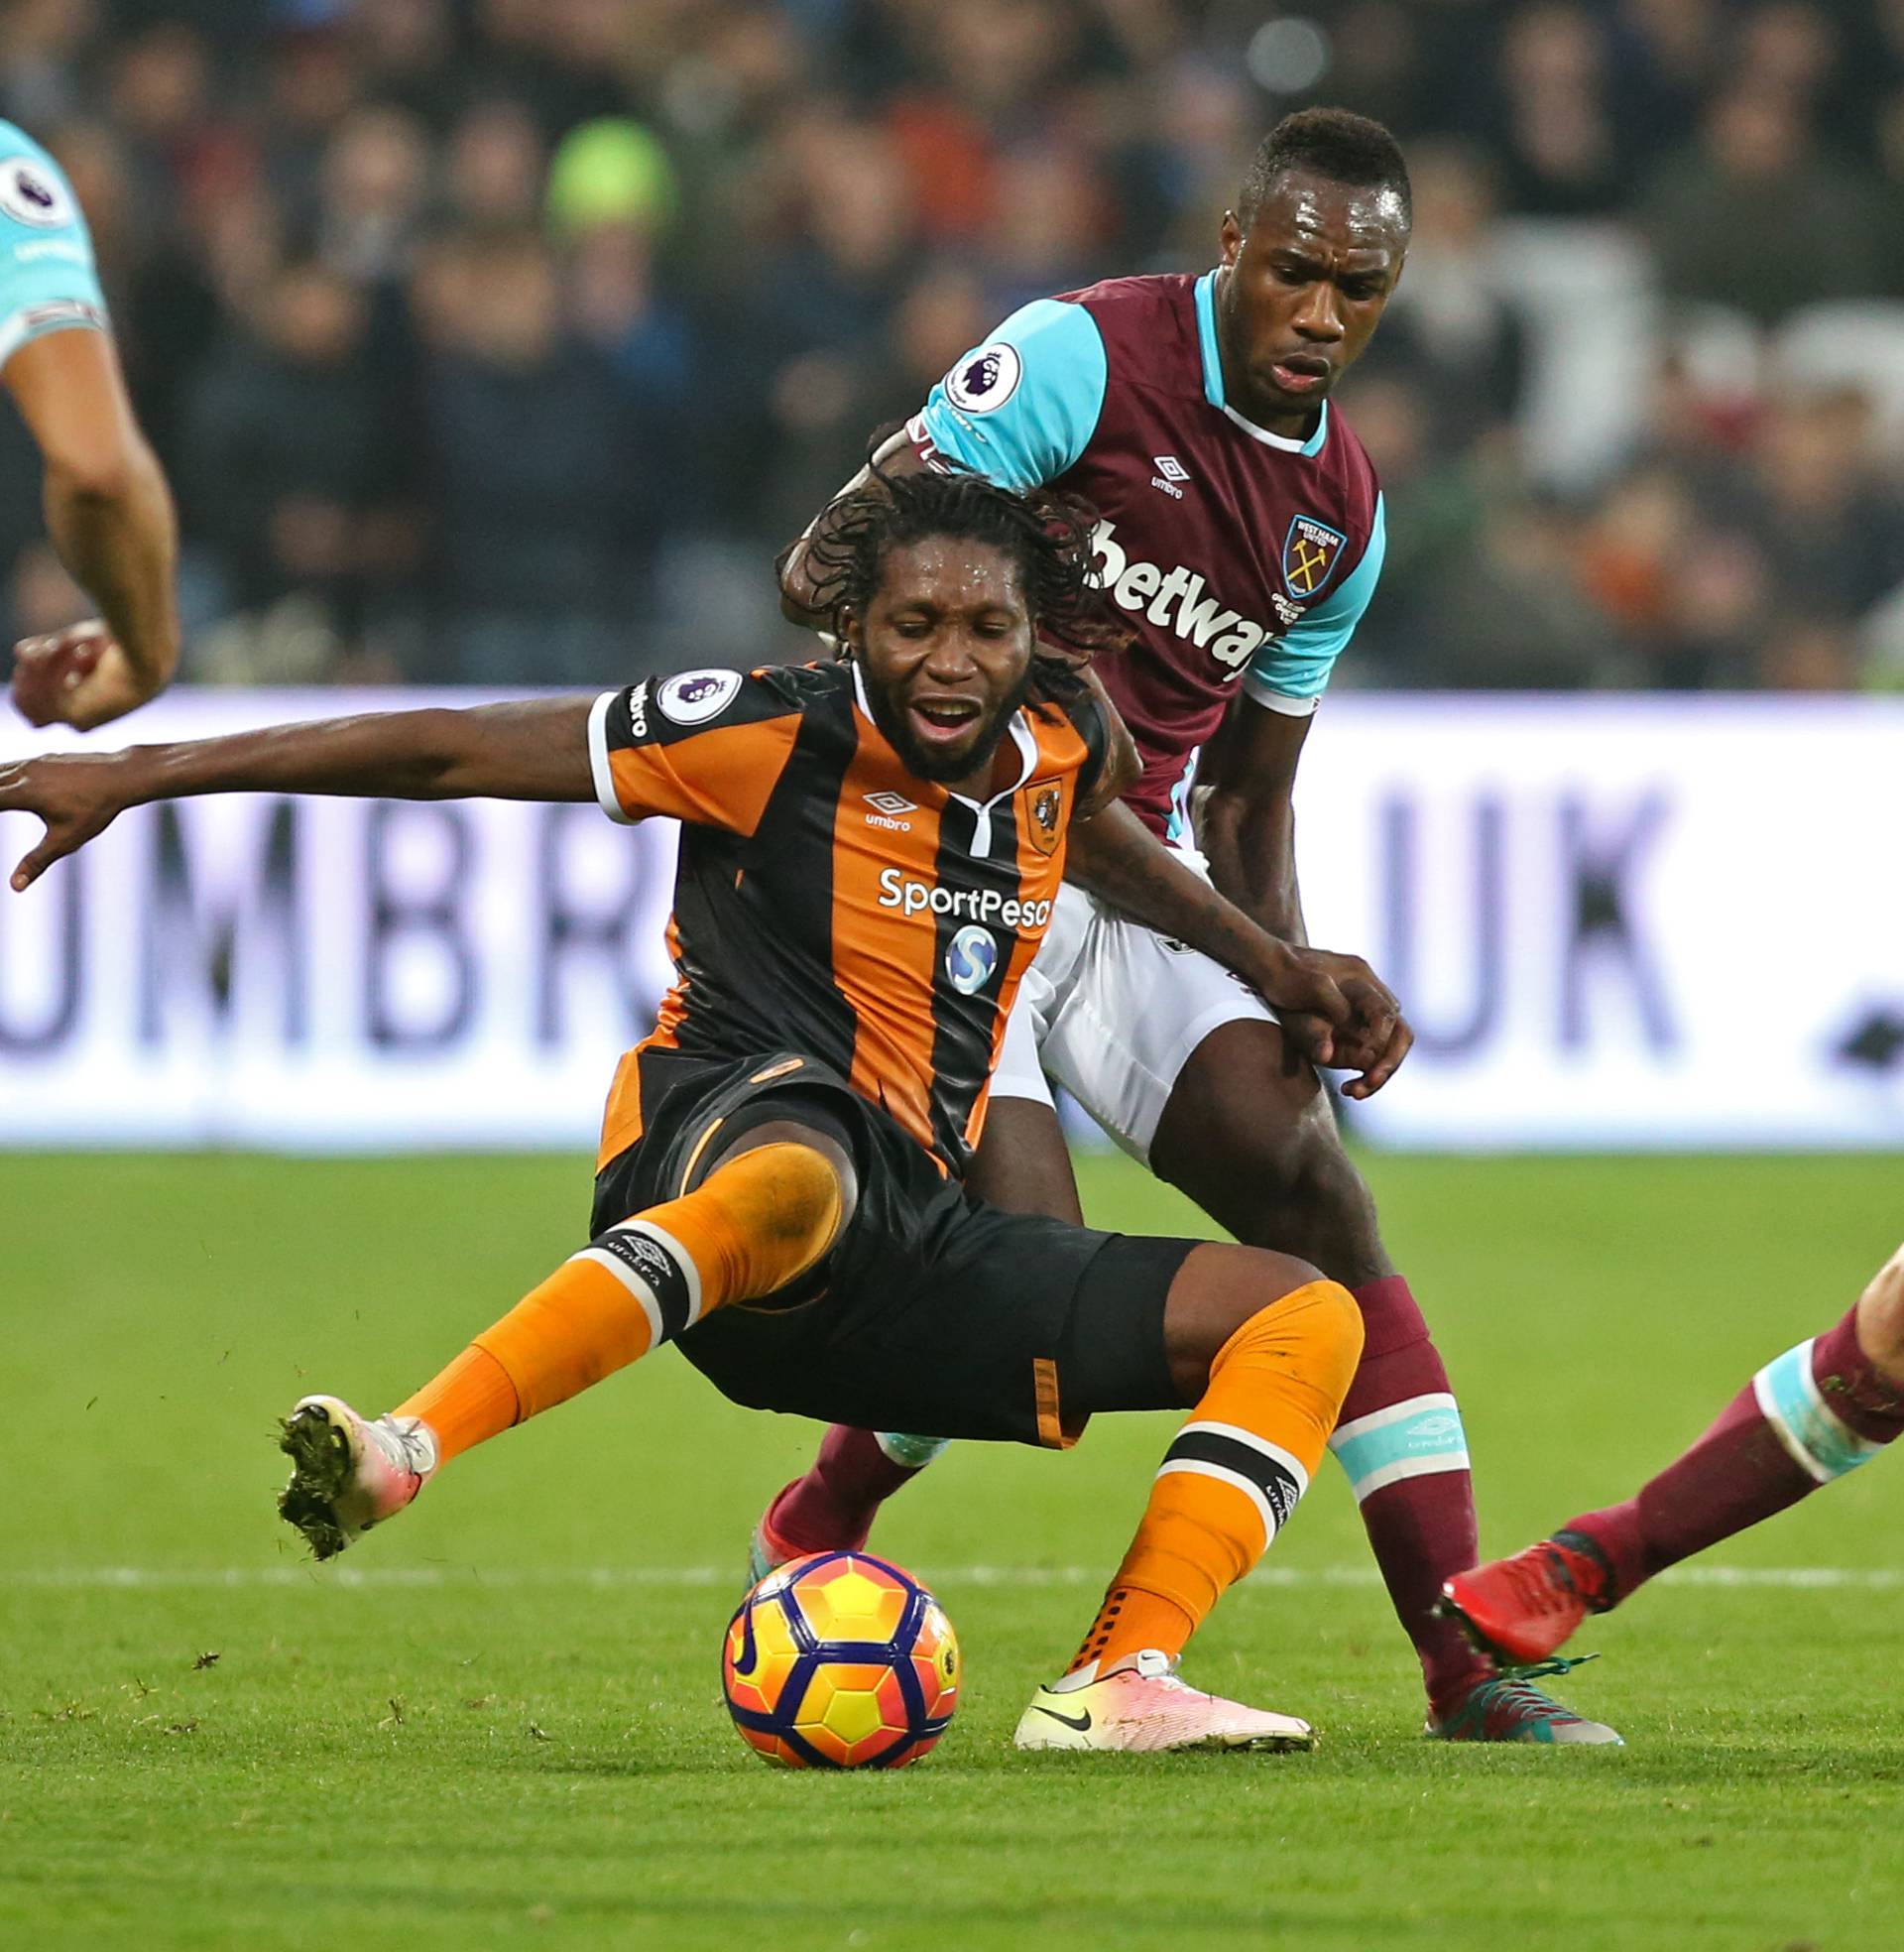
[1438,1531,1616,1666]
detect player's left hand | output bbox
[10,621,152,731]
[0,750,136,889]
[1332,1005,1414,1100]
[1265,944,1413,1098]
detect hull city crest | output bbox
[1024,779,1064,857]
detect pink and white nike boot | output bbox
[1012,1649,1317,1754]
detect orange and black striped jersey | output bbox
[587,662,1107,1174]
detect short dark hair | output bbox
[790,461,1126,704]
[1239,107,1412,230]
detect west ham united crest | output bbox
[1023,779,1063,857]
[1281,515,1348,599]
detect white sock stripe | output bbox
[1154,1457,1278,1552]
[1176,1420,1312,1499]
[1329,1393,1460,1446]
[1749,1339,1881,1486]
[570,1246,665,1347]
[610,1218,703,1325]
[1753,1362,1833,1486]
[1348,1450,1473,1501]
[877,1432,953,1469]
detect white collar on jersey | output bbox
[850,661,1037,856]
[1195,267,1331,459]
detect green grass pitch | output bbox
[2,1149,1899,1951]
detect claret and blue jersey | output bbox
[910,270,1385,837]
[0,120,106,373]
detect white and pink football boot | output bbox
[277,1395,436,1560]
[1012,1649,1317,1754]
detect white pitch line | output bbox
[0,1564,1899,1592]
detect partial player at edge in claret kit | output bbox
[0,465,1414,1757]
[1441,1242,1904,1668]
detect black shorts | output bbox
[591,1047,1191,1448]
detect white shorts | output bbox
[993,851,1276,1165]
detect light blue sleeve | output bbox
[1243,494,1385,710]
[0,122,107,371]
[914,298,1107,493]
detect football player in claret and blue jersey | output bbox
[770,107,1621,1745]
[0,120,179,730]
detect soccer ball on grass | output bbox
[721,1550,960,1769]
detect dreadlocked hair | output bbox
[790,459,1128,705]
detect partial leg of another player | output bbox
[1443,1243,1904,1665]
[1013,1240,1364,1753]
[1144,1016,1618,1746]
[278,1122,852,1558]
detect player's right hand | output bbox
[0,751,134,890]
[11,622,162,731]
[11,621,110,726]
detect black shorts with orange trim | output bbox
[590,1046,1187,1448]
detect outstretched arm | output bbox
[0,697,595,890]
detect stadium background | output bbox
[4,0,1904,1152]
[4,11,1903,1950]
[7,0,1904,692]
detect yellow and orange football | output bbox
[722,1551,960,1769]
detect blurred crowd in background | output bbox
[8,0,1904,693]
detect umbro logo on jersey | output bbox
[1150,455,1190,500]
[864,790,916,830]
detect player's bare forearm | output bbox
[1194,699,1314,943]
[131,699,597,802]
[1196,708,1414,1096]
[1074,667,1139,817]
[1065,800,1334,1047]
[39,454,181,725]
[10,330,180,724]
[779,427,927,627]
[1200,789,1307,944]
[0,699,596,890]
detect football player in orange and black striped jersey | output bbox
[1,468,1400,1753]
[586,641,1100,1179]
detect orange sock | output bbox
[395,1346,519,1466]
[1072,1278,1364,1674]
[393,1142,843,1468]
